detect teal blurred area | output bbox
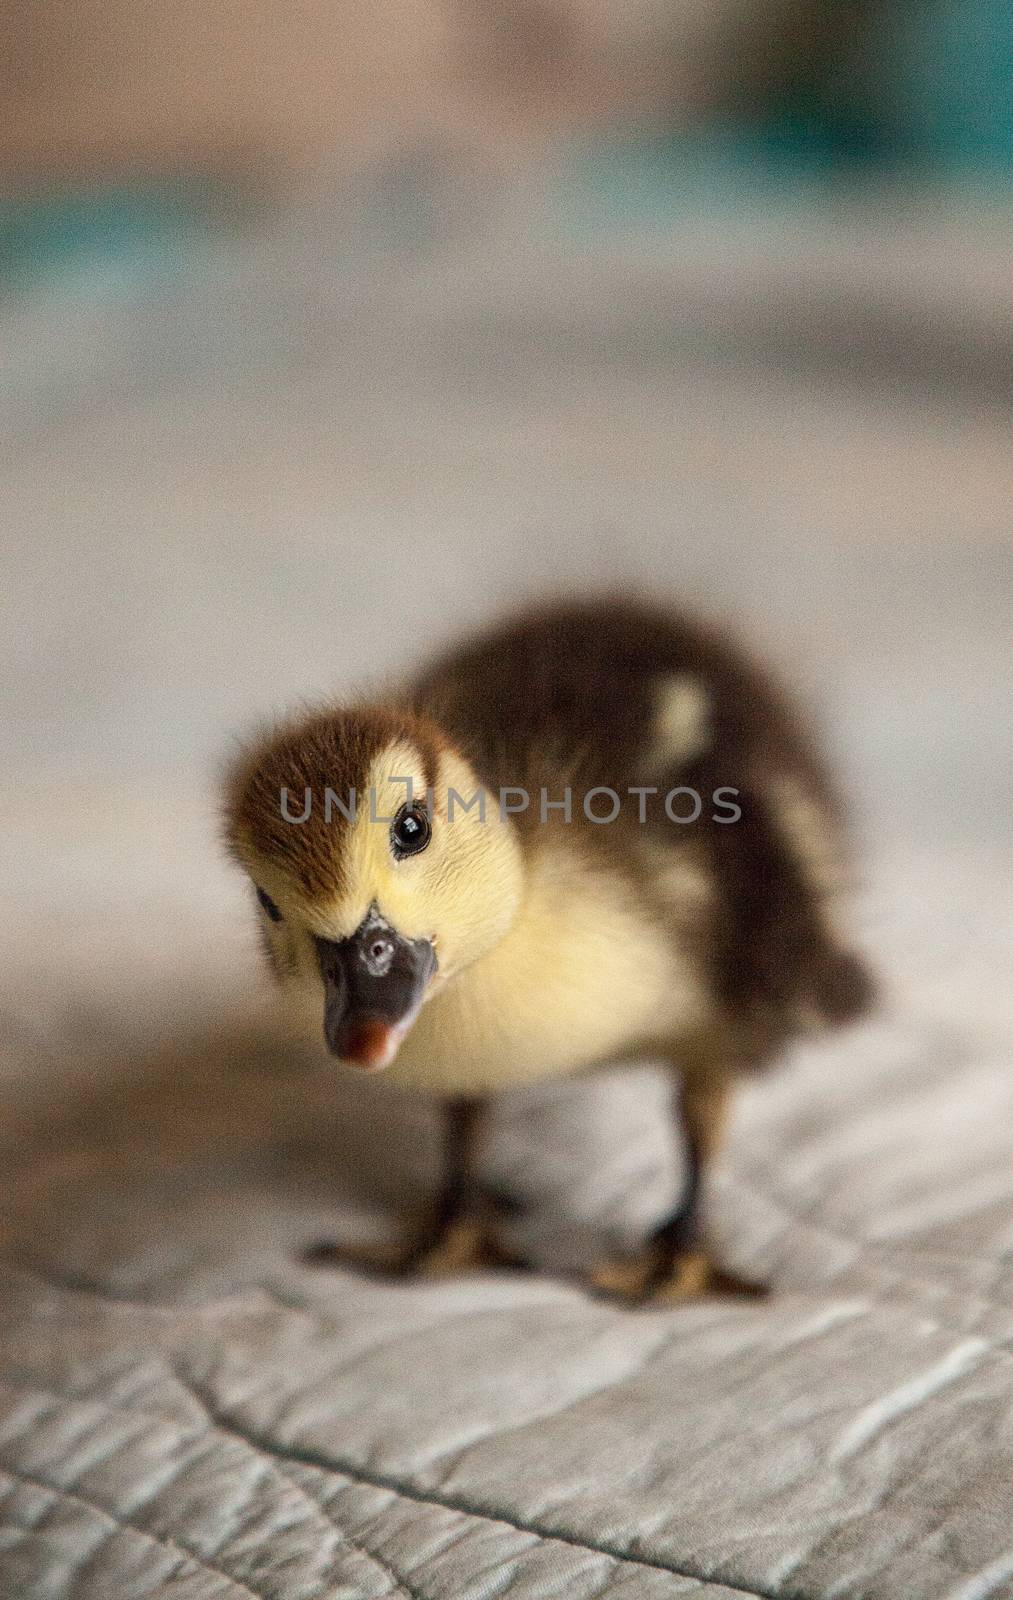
[0,185,205,288]
[571,0,1013,215]
[869,0,1013,172]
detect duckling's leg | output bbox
[647,1074,765,1304]
[414,1097,529,1275]
[303,1098,522,1278]
[589,1073,763,1304]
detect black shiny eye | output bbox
[256,885,283,922]
[390,802,432,859]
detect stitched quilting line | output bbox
[0,1461,269,1600]
[18,1254,1013,1600]
[11,1261,1013,1600]
[183,1380,796,1600]
[166,1362,428,1600]
[0,1378,424,1600]
[0,1381,787,1600]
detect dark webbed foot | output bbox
[413,1215,527,1276]
[302,1097,521,1281]
[588,1183,765,1306]
[586,1070,766,1304]
[650,1251,765,1304]
[587,1242,765,1305]
[301,1210,527,1280]
[301,1236,419,1276]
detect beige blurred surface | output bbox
[1,0,792,182]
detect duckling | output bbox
[223,596,875,1303]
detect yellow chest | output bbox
[384,846,710,1097]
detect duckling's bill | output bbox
[314,903,437,1070]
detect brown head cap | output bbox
[223,703,444,900]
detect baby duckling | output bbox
[223,596,875,1303]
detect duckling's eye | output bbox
[256,885,283,923]
[390,802,431,860]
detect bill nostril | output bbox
[362,933,395,976]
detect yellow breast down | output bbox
[383,840,712,1097]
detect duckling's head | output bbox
[223,705,524,1070]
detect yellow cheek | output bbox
[426,816,524,971]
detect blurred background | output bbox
[2,1,1011,1279]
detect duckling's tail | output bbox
[810,943,879,1028]
[704,779,878,1034]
